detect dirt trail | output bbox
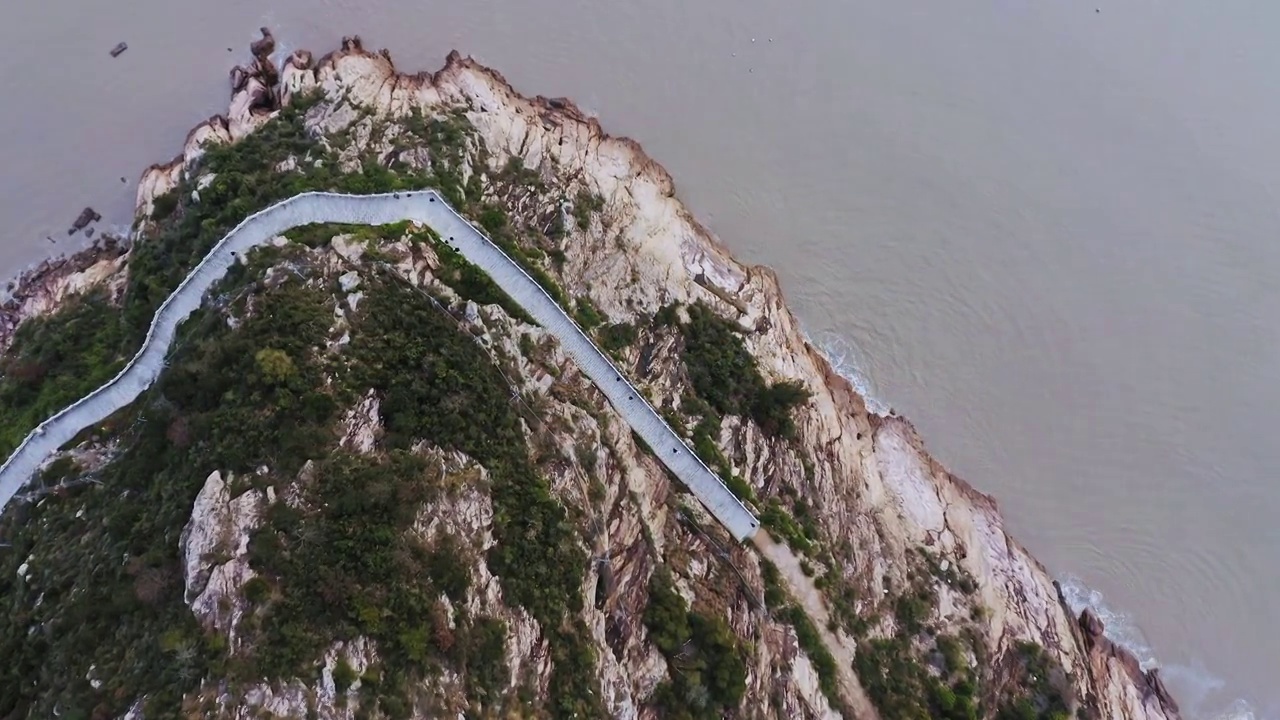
[753,530,881,720]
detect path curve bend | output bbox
[0,191,760,541]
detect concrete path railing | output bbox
[0,191,760,541]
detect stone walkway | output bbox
[0,191,760,541]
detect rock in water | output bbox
[67,207,101,235]
[1079,607,1107,640]
[249,27,275,59]
[286,49,313,71]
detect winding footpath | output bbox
[0,191,760,541]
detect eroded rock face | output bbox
[179,470,266,651]
[0,235,129,354]
[338,390,380,453]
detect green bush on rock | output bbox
[643,566,748,719]
[676,303,810,438]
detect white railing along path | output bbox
[0,191,760,541]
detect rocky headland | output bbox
[0,31,1181,720]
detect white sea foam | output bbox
[1059,573,1159,669]
[809,329,891,416]
[1059,574,1269,720]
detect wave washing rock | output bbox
[0,32,1180,720]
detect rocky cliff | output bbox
[0,31,1179,720]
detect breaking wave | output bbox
[1059,574,1269,720]
[810,329,891,416]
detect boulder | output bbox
[1079,607,1106,640]
[249,27,275,59]
[67,207,100,235]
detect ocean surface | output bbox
[1,1,1277,717]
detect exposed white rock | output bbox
[0,251,128,355]
[179,470,266,650]
[338,391,381,453]
[338,270,362,292]
[789,650,842,720]
[117,698,146,720]
[316,638,377,712]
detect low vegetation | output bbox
[573,295,606,330]
[0,95,607,716]
[572,189,604,231]
[0,289,129,456]
[995,642,1072,720]
[343,280,600,717]
[760,560,846,711]
[0,279,337,718]
[597,321,637,352]
[674,302,810,438]
[644,566,748,719]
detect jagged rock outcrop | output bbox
[0,234,129,354]
[1076,608,1181,719]
[179,470,265,651]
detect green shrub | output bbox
[0,280,337,718]
[0,89,610,719]
[749,380,810,438]
[242,576,271,605]
[254,348,297,385]
[334,657,358,694]
[677,303,809,437]
[0,290,128,456]
[760,500,815,555]
[680,303,759,417]
[430,240,532,323]
[346,281,599,717]
[462,617,508,699]
[759,559,844,711]
[248,451,438,677]
[39,456,78,485]
[780,605,840,703]
[598,322,637,351]
[994,642,1071,720]
[151,190,180,220]
[644,567,691,655]
[643,566,747,718]
[653,303,679,327]
[573,296,606,330]
[426,534,471,603]
[687,413,755,505]
[572,190,604,231]
[478,205,509,235]
[855,634,981,720]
